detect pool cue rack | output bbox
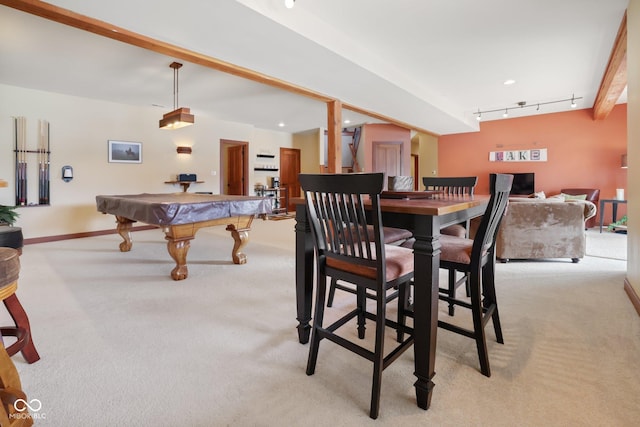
[13,117,51,206]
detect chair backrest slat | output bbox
[472,174,513,259]
[300,173,385,270]
[423,176,478,196]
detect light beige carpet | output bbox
[3,219,638,426]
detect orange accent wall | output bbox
[438,104,627,225]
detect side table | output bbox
[599,199,627,233]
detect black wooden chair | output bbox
[435,173,512,376]
[423,176,477,238]
[422,176,478,314]
[300,172,414,419]
[326,224,411,307]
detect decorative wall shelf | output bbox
[254,168,279,171]
[256,154,275,158]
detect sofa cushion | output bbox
[561,193,587,201]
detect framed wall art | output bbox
[108,140,142,163]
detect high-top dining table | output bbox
[294,193,490,411]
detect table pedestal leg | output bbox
[411,222,439,411]
[166,237,191,280]
[115,216,134,252]
[226,224,249,265]
[294,204,314,344]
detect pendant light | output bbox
[159,62,195,130]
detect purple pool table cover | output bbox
[96,193,272,226]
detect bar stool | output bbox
[0,227,23,254]
[0,248,39,363]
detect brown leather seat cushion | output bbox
[364,225,412,244]
[0,248,20,288]
[439,234,473,264]
[441,224,467,238]
[381,226,413,244]
[327,243,414,281]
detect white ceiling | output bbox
[0,0,629,135]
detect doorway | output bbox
[220,139,248,195]
[372,141,403,189]
[411,154,419,190]
[280,147,301,212]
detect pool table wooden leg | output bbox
[115,216,134,252]
[166,237,191,280]
[226,224,249,265]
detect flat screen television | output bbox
[509,172,535,195]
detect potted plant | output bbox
[607,215,627,232]
[0,205,19,226]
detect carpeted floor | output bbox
[4,220,638,426]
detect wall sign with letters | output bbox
[489,148,547,162]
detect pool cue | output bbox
[38,120,45,204]
[38,120,42,204]
[14,117,19,206]
[14,117,26,206]
[44,121,50,204]
[21,117,27,206]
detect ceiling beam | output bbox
[593,10,627,120]
[0,0,437,136]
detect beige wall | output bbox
[628,0,640,302]
[411,132,439,187]
[293,128,322,174]
[0,84,292,239]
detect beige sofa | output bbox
[495,197,596,263]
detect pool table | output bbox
[96,193,272,280]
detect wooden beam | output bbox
[326,100,342,174]
[343,103,439,137]
[0,0,334,102]
[593,10,627,120]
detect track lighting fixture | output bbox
[474,95,582,120]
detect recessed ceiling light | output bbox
[503,79,516,85]
[344,119,351,124]
[278,122,285,127]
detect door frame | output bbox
[220,139,249,195]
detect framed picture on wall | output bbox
[108,140,142,163]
